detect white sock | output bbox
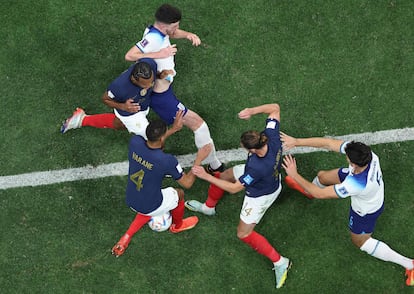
[194,122,221,168]
[274,256,287,267]
[360,237,414,269]
[202,203,215,212]
[312,176,326,188]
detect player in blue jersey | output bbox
[111,111,212,257]
[60,58,173,138]
[189,104,292,289]
[281,134,414,287]
[124,3,224,173]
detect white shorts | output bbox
[240,185,281,224]
[231,164,282,224]
[114,108,150,138]
[145,187,179,217]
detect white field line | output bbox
[1,127,413,190]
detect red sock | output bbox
[82,113,116,128]
[240,231,281,263]
[171,200,185,228]
[205,173,225,208]
[285,176,314,199]
[125,214,151,237]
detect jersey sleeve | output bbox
[334,176,364,198]
[106,84,120,101]
[339,141,350,154]
[264,118,280,138]
[164,155,184,180]
[136,32,164,54]
[106,82,125,103]
[238,165,261,187]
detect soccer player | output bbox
[281,133,414,287]
[124,3,224,173]
[60,58,171,139]
[189,103,292,289]
[112,111,212,257]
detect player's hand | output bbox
[171,110,184,132]
[186,33,201,46]
[191,165,209,179]
[280,132,297,151]
[124,98,140,113]
[159,45,177,58]
[159,69,175,80]
[238,108,253,120]
[282,154,298,176]
[196,143,212,163]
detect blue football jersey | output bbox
[107,58,157,116]
[125,135,183,214]
[238,118,282,197]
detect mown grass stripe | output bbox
[1,127,413,190]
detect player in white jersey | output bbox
[280,134,414,287]
[124,3,224,173]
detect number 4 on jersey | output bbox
[130,170,145,191]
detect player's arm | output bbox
[164,110,184,139]
[176,144,212,189]
[281,132,343,153]
[125,44,177,62]
[102,92,140,113]
[169,29,201,46]
[191,166,245,194]
[238,103,280,121]
[282,154,339,199]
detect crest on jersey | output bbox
[140,39,149,48]
[242,174,254,185]
[140,88,147,96]
[338,186,349,195]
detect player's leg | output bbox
[61,107,124,133]
[114,109,149,139]
[238,186,291,289]
[185,165,238,215]
[285,167,341,199]
[182,110,224,172]
[155,188,198,233]
[111,213,151,257]
[316,168,342,186]
[150,88,224,171]
[350,206,414,285]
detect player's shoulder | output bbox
[264,118,280,136]
[143,26,165,39]
[159,151,178,163]
[138,30,164,51]
[129,134,146,145]
[265,117,280,129]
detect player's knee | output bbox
[351,232,371,249]
[184,110,204,130]
[113,118,126,130]
[237,228,249,239]
[316,171,330,185]
[220,168,236,182]
[175,188,185,200]
[236,221,253,239]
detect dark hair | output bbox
[240,131,268,150]
[345,141,372,167]
[132,61,153,80]
[146,119,167,142]
[155,4,182,24]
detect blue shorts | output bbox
[348,203,384,234]
[150,86,188,125]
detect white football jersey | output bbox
[334,142,384,216]
[136,26,176,78]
